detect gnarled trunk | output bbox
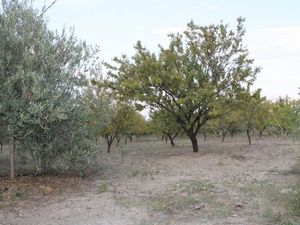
[169,137,175,147]
[167,132,178,147]
[105,134,116,153]
[186,129,198,152]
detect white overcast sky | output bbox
[36,0,300,100]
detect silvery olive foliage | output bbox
[0,0,99,175]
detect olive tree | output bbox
[0,0,98,174]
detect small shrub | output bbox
[12,191,25,200]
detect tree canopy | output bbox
[106,18,259,152]
[0,0,99,174]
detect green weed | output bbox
[284,187,300,216]
[12,190,25,201]
[97,183,108,193]
[169,180,215,194]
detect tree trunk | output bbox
[128,135,133,142]
[258,126,266,138]
[105,134,114,153]
[190,135,198,153]
[9,137,15,179]
[284,130,288,140]
[107,142,112,153]
[116,136,121,147]
[186,130,198,152]
[22,155,26,165]
[203,132,207,141]
[167,134,175,147]
[221,130,226,142]
[170,138,175,147]
[246,128,251,146]
[283,128,288,140]
[230,131,234,139]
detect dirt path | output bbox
[1,137,299,225]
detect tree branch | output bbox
[40,0,58,17]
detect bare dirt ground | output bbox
[0,136,300,225]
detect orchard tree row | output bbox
[85,92,300,152]
[103,17,299,152]
[148,95,300,147]
[84,82,147,153]
[0,0,299,178]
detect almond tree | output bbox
[149,109,183,147]
[236,89,265,145]
[123,110,147,143]
[106,18,259,152]
[271,97,299,139]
